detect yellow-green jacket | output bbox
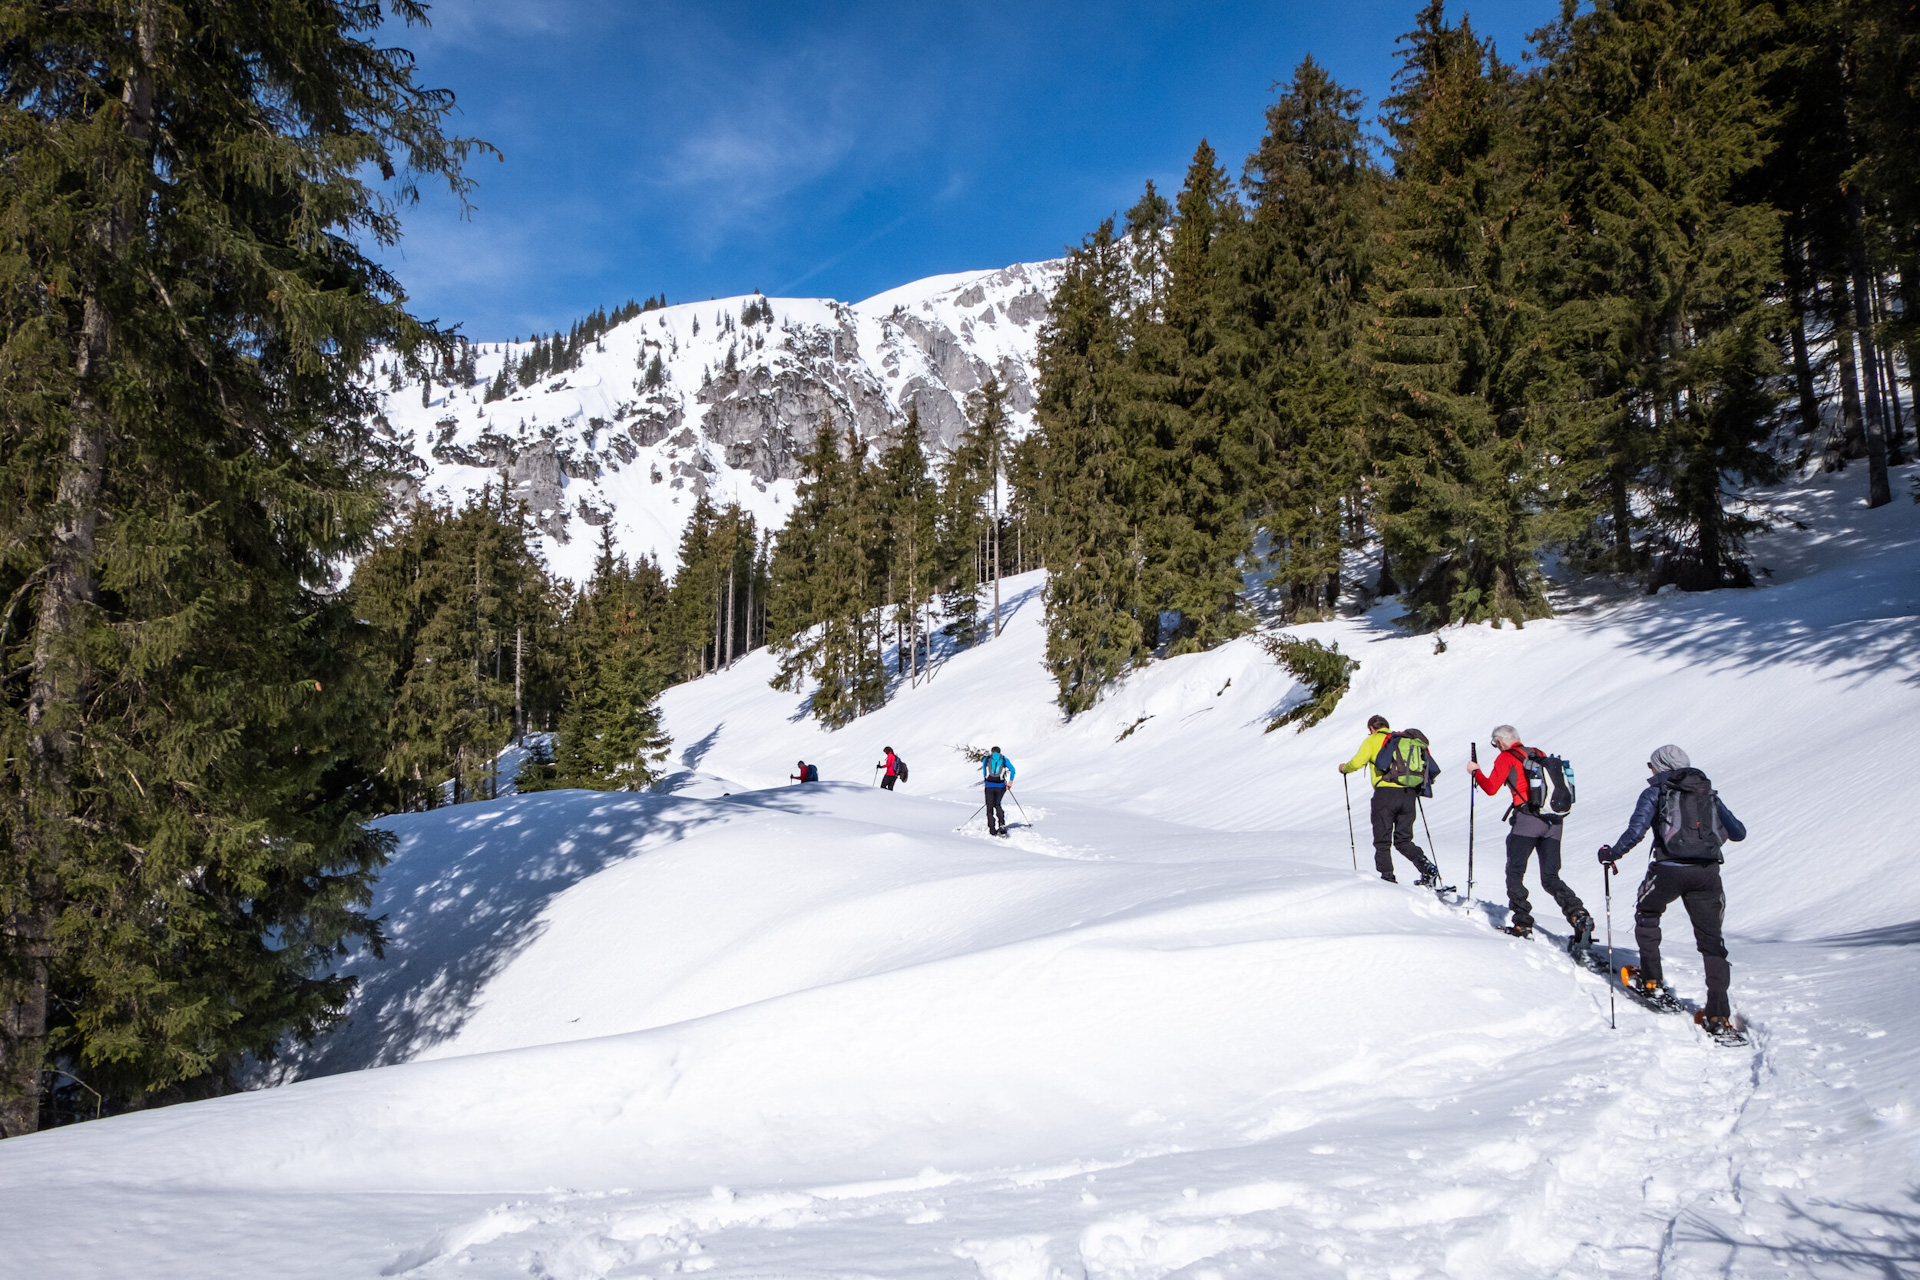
[1340,730,1418,788]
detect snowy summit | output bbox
[379,261,1062,583]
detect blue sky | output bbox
[384,0,1553,341]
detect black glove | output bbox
[1597,844,1615,865]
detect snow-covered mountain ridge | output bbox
[380,259,1062,582]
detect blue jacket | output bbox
[981,752,1015,786]
[1611,768,1746,862]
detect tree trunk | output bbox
[1834,293,1866,465]
[724,565,736,668]
[1784,237,1823,438]
[1872,274,1906,461]
[1610,464,1634,572]
[1845,192,1892,507]
[514,624,523,745]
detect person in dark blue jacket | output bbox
[1599,744,1747,1031]
[981,747,1015,836]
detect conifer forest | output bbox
[3,0,1919,1144]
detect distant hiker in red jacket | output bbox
[1474,725,1593,945]
[876,747,899,791]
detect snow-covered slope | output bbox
[2,468,1917,1279]
[383,260,1061,582]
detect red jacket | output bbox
[1474,744,1530,805]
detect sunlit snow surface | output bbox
[2,467,1918,1278]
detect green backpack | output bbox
[1373,730,1430,788]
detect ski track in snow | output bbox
[1,469,1918,1279]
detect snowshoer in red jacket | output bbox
[876,747,899,791]
[1474,724,1593,945]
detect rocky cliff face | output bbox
[374,259,1062,582]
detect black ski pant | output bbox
[1505,823,1588,933]
[880,773,896,791]
[984,784,1007,832]
[1634,861,1730,1019]
[1369,787,1432,881]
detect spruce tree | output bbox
[1030,221,1151,712]
[1242,57,1381,620]
[1368,1,1565,627]
[877,409,938,678]
[1131,142,1257,652]
[1536,0,1786,584]
[0,0,484,1131]
[544,529,671,790]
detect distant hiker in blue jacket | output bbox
[1599,744,1748,1037]
[981,747,1015,836]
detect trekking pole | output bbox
[957,801,986,830]
[1009,788,1029,823]
[1418,797,1441,880]
[1342,773,1358,871]
[872,766,880,787]
[1467,743,1478,899]
[1604,860,1617,1030]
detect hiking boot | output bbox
[1415,867,1442,889]
[1620,964,1659,993]
[1501,923,1533,939]
[1380,874,1398,884]
[1695,1011,1746,1043]
[1567,910,1596,954]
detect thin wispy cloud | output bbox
[379,0,1550,338]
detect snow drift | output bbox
[1,468,1916,1280]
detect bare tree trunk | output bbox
[1834,291,1866,465]
[1784,237,1823,438]
[514,625,523,745]
[1845,193,1892,507]
[724,565,735,668]
[1872,274,1906,461]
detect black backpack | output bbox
[1518,748,1575,817]
[1654,768,1726,861]
[894,756,909,783]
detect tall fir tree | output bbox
[0,0,484,1131]
[541,528,672,790]
[1029,221,1152,712]
[1132,142,1258,652]
[1368,1,1567,628]
[1241,57,1381,619]
[1536,0,1786,585]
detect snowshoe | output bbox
[1500,923,1533,939]
[1414,868,1454,893]
[1566,911,1596,959]
[1618,965,1683,1013]
[1695,1011,1749,1046]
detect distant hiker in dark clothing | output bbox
[790,760,818,784]
[1339,715,1441,886]
[1474,724,1593,944]
[1600,744,1747,1032]
[877,747,900,790]
[981,747,1015,836]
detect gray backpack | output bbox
[1654,769,1726,861]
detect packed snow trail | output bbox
[0,469,1916,1279]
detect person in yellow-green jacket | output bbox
[1338,714,1441,886]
